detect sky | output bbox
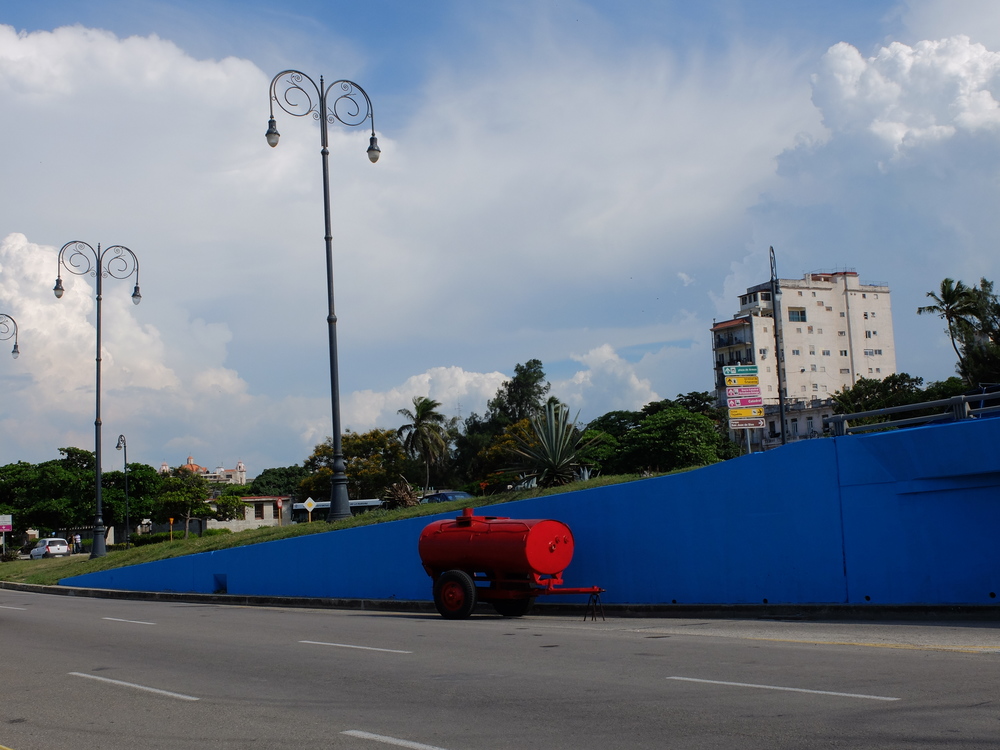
[2,0,1000,476]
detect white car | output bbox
[29,537,71,559]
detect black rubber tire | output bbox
[492,598,533,617]
[433,570,477,619]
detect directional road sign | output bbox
[726,386,761,398]
[729,418,766,429]
[728,407,764,418]
[722,365,759,376]
[727,397,763,408]
[725,375,759,386]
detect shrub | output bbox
[201,528,233,537]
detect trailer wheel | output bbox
[492,598,533,617]
[433,570,477,619]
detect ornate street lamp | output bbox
[54,241,142,557]
[0,314,18,359]
[266,70,379,521]
[116,434,130,550]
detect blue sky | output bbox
[2,0,1000,476]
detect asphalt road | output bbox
[1,589,999,749]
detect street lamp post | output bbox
[266,70,380,521]
[0,314,19,359]
[116,434,130,550]
[54,241,141,557]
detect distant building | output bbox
[712,270,897,449]
[160,457,248,485]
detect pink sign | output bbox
[728,397,763,408]
[726,386,761,398]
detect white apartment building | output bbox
[712,270,896,447]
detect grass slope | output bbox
[0,473,664,587]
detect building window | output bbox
[800,385,807,392]
[797,291,803,296]
[761,292,771,301]
[839,350,848,356]
[789,309,807,322]
[840,368,850,374]
[809,348,816,355]
[826,306,833,311]
[806,416,814,431]
[870,311,876,318]
[872,330,877,336]
[255,504,264,520]
[821,384,828,391]
[865,331,872,338]
[817,328,823,334]
[813,383,819,391]
[838,330,846,336]
[796,327,802,333]
[812,292,817,297]
[840,312,846,317]
[272,501,280,518]
[876,368,881,373]
[875,349,882,355]
[863,311,868,319]
[868,368,874,373]
[864,349,874,356]
[816,300,823,306]
[807,326,814,334]
[822,350,830,356]
[811,364,818,371]
[791,349,801,355]
[862,293,867,298]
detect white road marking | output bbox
[69,672,199,701]
[667,676,900,701]
[0,605,26,610]
[103,617,156,625]
[341,730,449,749]
[300,640,412,654]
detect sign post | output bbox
[723,365,762,453]
[304,497,316,523]
[0,514,10,557]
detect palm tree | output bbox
[917,278,978,375]
[397,396,449,494]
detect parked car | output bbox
[29,537,71,559]
[421,490,474,504]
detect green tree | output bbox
[918,278,978,376]
[100,463,163,540]
[249,465,308,497]
[397,396,450,493]
[508,402,601,487]
[487,359,550,427]
[833,373,927,415]
[343,428,411,499]
[619,408,723,473]
[152,469,213,539]
[212,494,248,522]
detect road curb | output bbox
[2,580,999,620]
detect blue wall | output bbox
[63,418,1000,605]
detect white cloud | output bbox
[812,36,1000,156]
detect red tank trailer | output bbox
[418,507,604,619]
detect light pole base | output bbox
[90,523,107,558]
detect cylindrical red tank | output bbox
[418,507,575,578]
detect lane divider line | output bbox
[69,672,199,701]
[103,617,156,625]
[342,730,449,749]
[300,640,412,654]
[0,605,26,610]
[667,676,900,701]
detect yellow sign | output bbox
[725,375,759,386]
[728,407,764,418]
